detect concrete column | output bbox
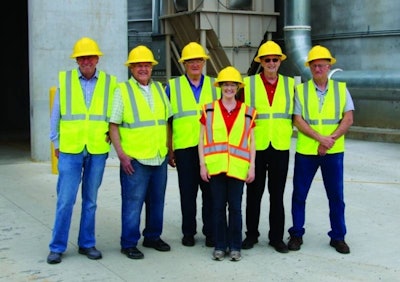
[28,0,128,161]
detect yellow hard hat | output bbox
[125,45,158,66]
[254,41,287,62]
[305,45,336,66]
[70,37,103,58]
[214,66,245,88]
[179,42,210,62]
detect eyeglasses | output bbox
[185,59,205,65]
[310,64,330,70]
[263,58,279,63]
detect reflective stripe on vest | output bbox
[303,80,341,125]
[296,79,346,155]
[173,77,218,119]
[61,70,111,122]
[120,81,167,129]
[248,75,291,120]
[203,104,254,161]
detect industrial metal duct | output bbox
[283,0,400,137]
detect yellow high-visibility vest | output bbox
[202,101,256,181]
[243,74,294,150]
[118,80,169,159]
[296,79,347,155]
[169,75,220,149]
[59,69,117,153]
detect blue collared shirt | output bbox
[165,73,205,103]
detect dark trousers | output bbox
[245,145,289,243]
[175,146,213,238]
[210,173,244,251]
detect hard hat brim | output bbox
[305,57,336,66]
[70,51,103,59]
[254,53,287,63]
[124,60,158,66]
[179,55,210,63]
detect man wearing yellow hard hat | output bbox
[240,40,295,253]
[288,45,355,254]
[165,42,220,248]
[109,45,173,260]
[47,37,118,264]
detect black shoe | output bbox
[269,241,289,253]
[78,247,102,260]
[47,251,62,264]
[182,235,195,247]
[143,238,171,252]
[121,247,144,259]
[241,238,258,250]
[330,239,350,254]
[288,236,303,251]
[205,237,214,247]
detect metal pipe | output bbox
[283,0,312,81]
[152,0,161,34]
[283,0,400,89]
[329,69,400,90]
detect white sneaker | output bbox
[212,250,225,261]
[229,250,241,261]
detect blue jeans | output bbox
[120,158,167,249]
[289,152,347,240]
[175,146,213,238]
[49,148,108,253]
[210,173,244,252]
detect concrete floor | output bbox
[0,138,399,281]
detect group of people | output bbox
[46,36,354,264]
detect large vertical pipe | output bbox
[152,0,161,34]
[283,0,312,81]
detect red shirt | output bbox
[238,73,278,106]
[200,100,255,134]
[260,72,278,106]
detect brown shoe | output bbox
[288,236,303,251]
[330,239,350,254]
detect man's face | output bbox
[309,59,331,80]
[260,55,281,74]
[183,58,205,76]
[130,62,153,85]
[76,55,99,79]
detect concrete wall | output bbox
[28,0,128,161]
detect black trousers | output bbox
[244,145,289,243]
[175,146,213,238]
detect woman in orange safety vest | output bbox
[198,66,256,262]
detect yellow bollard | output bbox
[49,86,58,174]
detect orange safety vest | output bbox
[202,101,256,181]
